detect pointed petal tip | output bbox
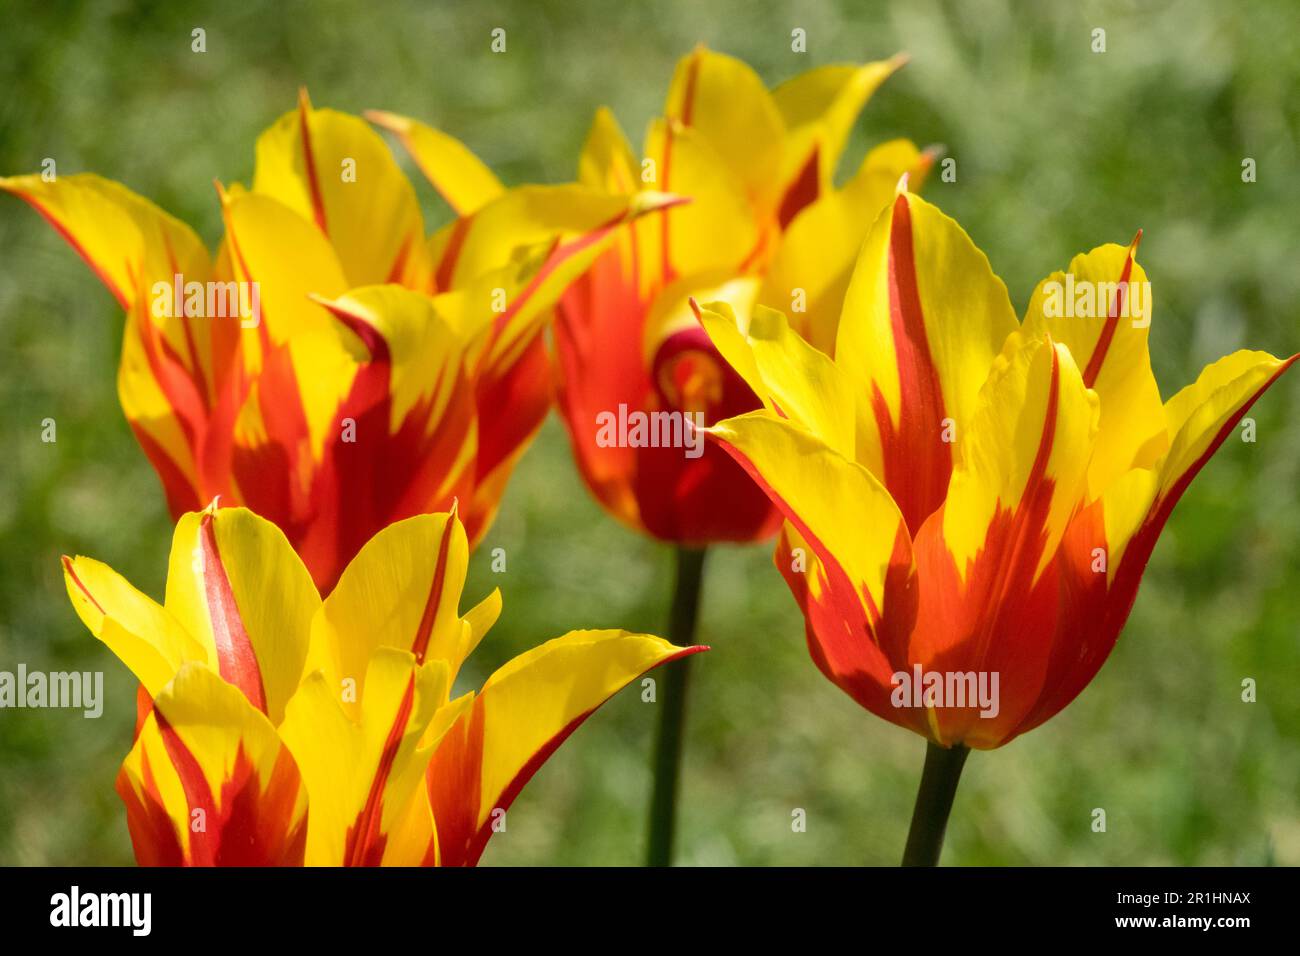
[887,51,912,69]
[661,643,710,665]
[630,190,692,219]
[364,109,406,133]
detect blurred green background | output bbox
[1,0,1297,866]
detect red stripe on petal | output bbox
[909,351,1065,747]
[298,90,329,234]
[1016,352,1300,740]
[62,555,105,613]
[410,515,457,664]
[1081,233,1139,388]
[875,195,953,533]
[343,675,417,867]
[434,215,474,293]
[199,511,268,714]
[117,746,188,866]
[777,147,820,228]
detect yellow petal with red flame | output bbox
[163,506,318,723]
[707,412,916,714]
[279,648,449,866]
[118,663,308,866]
[760,139,934,353]
[836,191,1019,532]
[772,55,909,205]
[0,172,209,310]
[62,555,206,697]
[253,90,424,287]
[1023,239,1167,497]
[310,511,471,706]
[428,630,704,866]
[663,46,785,215]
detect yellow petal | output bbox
[365,109,505,216]
[697,301,856,459]
[310,284,470,437]
[643,118,759,277]
[663,46,785,214]
[116,306,202,514]
[220,189,349,344]
[433,184,637,290]
[252,92,424,287]
[1098,466,1160,577]
[836,191,1019,530]
[164,506,320,724]
[760,139,933,353]
[429,630,700,865]
[312,511,472,708]
[279,648,448,866]
[2,173,220,421]
[1157,349,1297,504]
[62,555,205,696]
[219,188,357,461]
[707,411,913,655]
[772,56,908,193]
[1022,238,1168,498]
[0,172,209,309]
[577,106,640,194]
[439,188,675,386]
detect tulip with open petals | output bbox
[63,504,700,865]
[700,187,1293,862]
[2,91,663,591]
[702,189,1294,752]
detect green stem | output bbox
[901,741,970,866]
[645,545,707,867]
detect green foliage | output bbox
[0,0,1296,865]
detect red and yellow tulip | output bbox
[2,91,663,591]
[547,45,935,543]
[701,188,1295,749]
[63,503,699,865]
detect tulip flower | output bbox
[62,503,700,865]
[554,46,933,545]
[522,45,933,865]
[2,90,663,592]
[699,187,1295,864]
